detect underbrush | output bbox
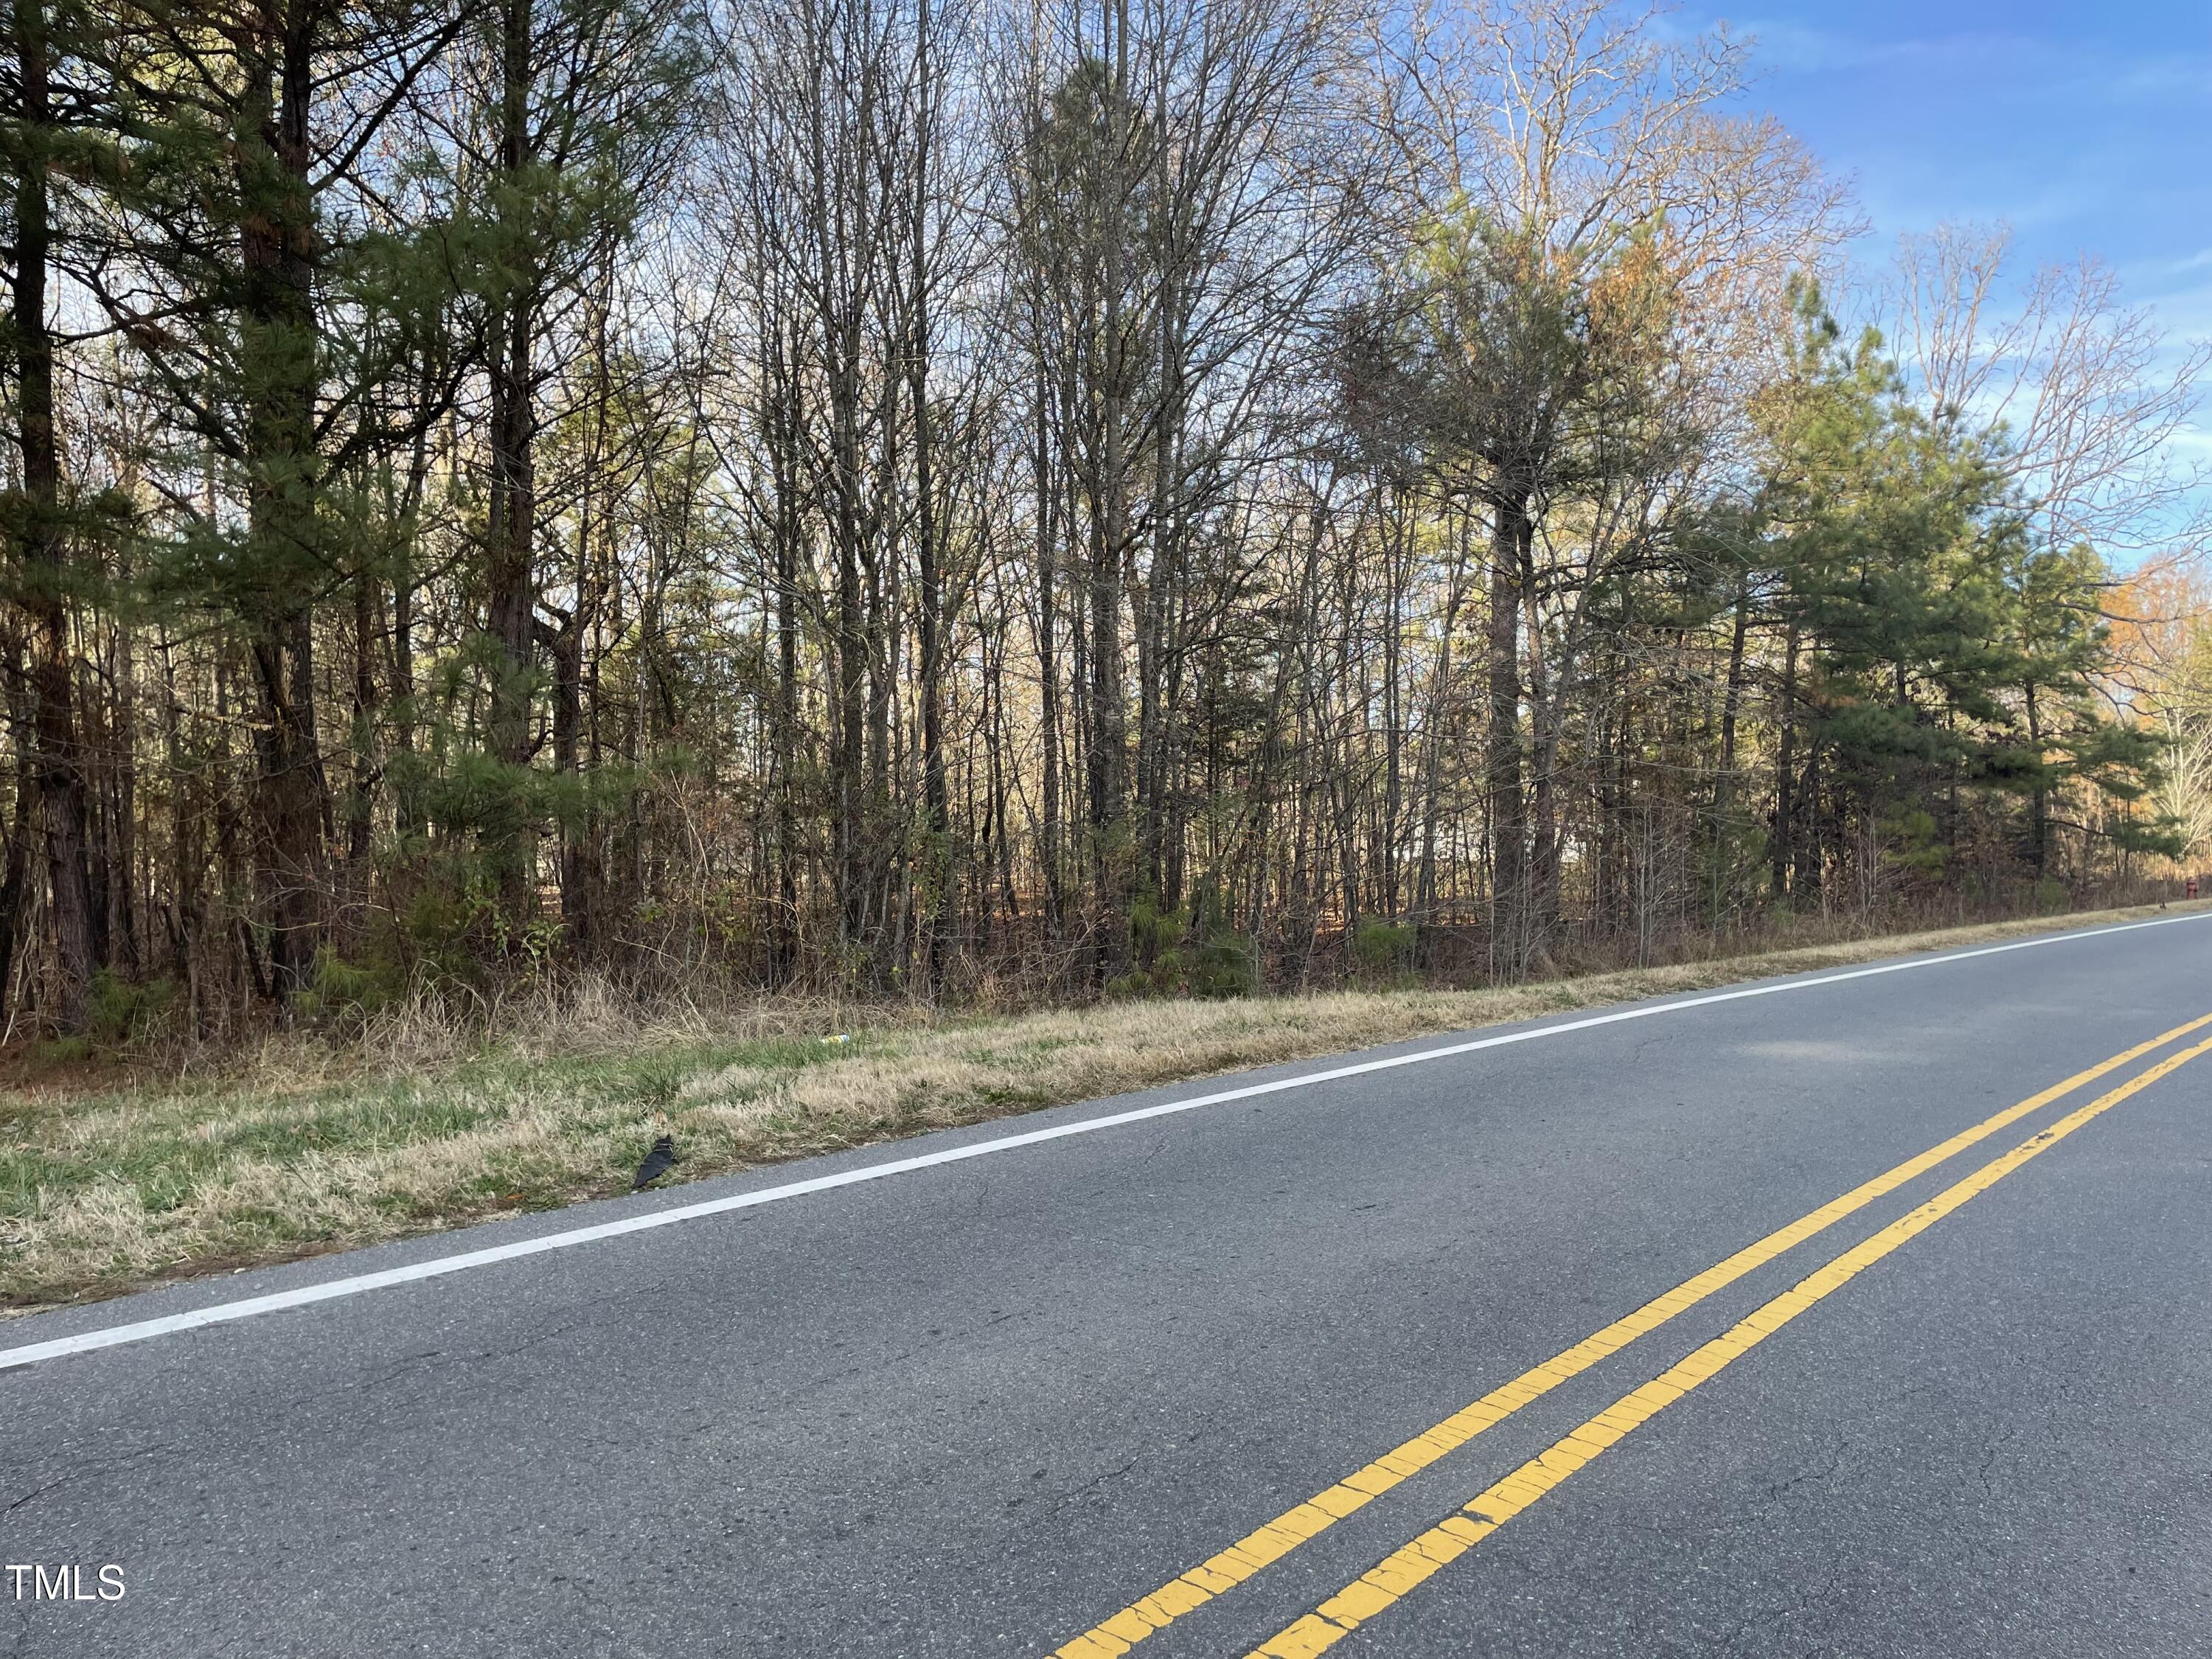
[2,897,2202,1312]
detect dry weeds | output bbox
[3,900,2200,1312]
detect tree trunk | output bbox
[2025,681,2048,879]
[484,0,540,907]
[236,15,333,1004]
[346,568,378,908]
[1485,490,1529,977]
[10,0,95,1029]
[1087,0,1133,986]
[770,319,803,981]
[909,0,948,992]
[1034,367,1065,948]
[0,637,36,1025]
[1772,623,1798,901]
[108,603,141,978]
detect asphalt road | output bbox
[7,915,2212,1658]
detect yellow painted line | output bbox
[1248,1029,2212,1658]
[1047,1011,2212,1659]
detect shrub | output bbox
[1352,918,1415,980]
[88,970,178,1047]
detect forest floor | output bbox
[4,897,2205,1314]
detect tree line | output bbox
[1,0,2203,1039]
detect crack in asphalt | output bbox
[1760,1433,1851,1509]
[1044,1453,1145,1520]
[3,1439,178,1518]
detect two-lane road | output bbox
[7,914,2212,1657]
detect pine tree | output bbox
[94,0,468,1004]
[2,0,105,1029]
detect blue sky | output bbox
[1699,1,2212,339]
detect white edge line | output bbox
[6,910,2208,1374]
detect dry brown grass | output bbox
[4,899,2201,1315]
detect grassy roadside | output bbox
[4,900,2203,1314]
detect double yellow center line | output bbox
[1052,1012,2212,1659]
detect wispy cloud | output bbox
[1690,2,2212,551]
[1723,20,2025,77]
[1717,13,2212,98]
[1691,7,2212,254]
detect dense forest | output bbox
[1,0,2207,1040]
